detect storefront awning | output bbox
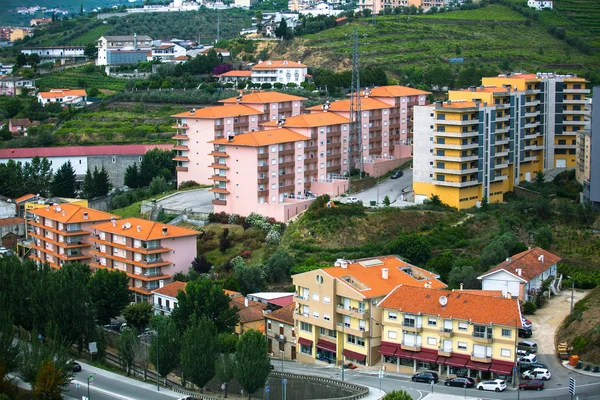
[378,342,398,357]
[444,354,469,367]
[316,339,336,353]
[343,349,367,362]
[489,360,515,375]
[466,359,491,372]
[298,337,313,347]
[411,348,438,363]
[394,348,414,359]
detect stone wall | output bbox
[88,154,143,188]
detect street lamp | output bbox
[567,275,575,315]
[152,329,160,392]
[87,374,93,400]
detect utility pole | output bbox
[216,13,220,44]
[349,28,363,191]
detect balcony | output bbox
[172,145,189,152]
[209,151,229,158]
[562,99,586,105]
[173,156,190,162]
[554,144,576,149]
[435,180,480,188]
[522,155,538,162]
[433,167,478,175]
[438,349,452,357]
[523,122,540,129]
[335,322,367,338]
[336,305,368,316]
[491,174,509,182]
[471,354,492,363]
[400,342,421,352]
[208,163,229,170]
[437,119,479,126]
[435,142,478,150]
[562,120,585,126]
[401,323,422,333]
[439,328,453,338]
[172,124,189,130]
[562,88,590,94]
[562,109,587,115]
[495,126,510,134]
[493,162,509,170]
[435,131,479,138]
[472,333,493,344]
[172,134,188,140]
[495,138,510,146]
[175,166,188,172]
[212,199,226,206]
[494,150,509,157]
[435,155,479,163]
[524,111,540,118]
[495,115,510,123]
[525,100,540,106]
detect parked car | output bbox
[0,247,13,257]
[346,197,360,204]
[519,362,548,372]
[516,349,529,357]
[522,368,551,381]
[444,377,475,388]
[518,340,538,353]
[72,362,82,372]
[519,353,537,363]
[521,318,532,329]
[391,170,404,179]
[519,327,533,338]
[412,372,438,384]
[519,379,544,391]
[103,322,124,332]
[179,397,198,400]
[477,379,507,392]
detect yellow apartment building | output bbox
[292,256,446,367]
[378,285,522,380]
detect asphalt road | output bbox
[156,188,213,213]
[338,170,414,207]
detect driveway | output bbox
[526,288,588,387]
[338,170,414,207]
[156,188,214,213]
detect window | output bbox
[267,320,272,331]
[428,318,437,327]
[457,342,468,351]
[328,329,337,338]
[458,322,468,331]
[323,313,331,321]
[323,296,330,304]
[320,327,326,335]
[427,337,437,346]
[312,293,320,301]
[388,312,397,321]
[501,328,511,338]
[316,275,324,285]
[312,311,319,319]
[300,322,312,332]
[388,330,397,340]
[501,348,511,358]
[300,344,312,354]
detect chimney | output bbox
[137,225,141,232]
[506,292,511,299]
[516,268,522,277]
[538,254,544,262]
[341,260,348,269]
[162,226,168,235]
[111,218,117,227]
[460,283,464,290]
[83,212,88,220]
[159,279,164,288]
[506,257,511,262]
[190,108,195,115]
[228,135,234,142]
[244,297,248,307]
[382,268,388,280]
[133,32,138,50]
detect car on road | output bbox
[72,362,82,372]
[519,327,533,338]
[522,368,551,381]
[444,377,475,388]
[346,197,360,204]
[519,353,537,363]
[103,322,124,332]
[0,247,13,257]
[412,371,438,384]
[391,170,404,179]
[179,397,198,400]
[519,361,548,372]
[519,379,544,391]
[477,379,507,392]
[518,340,538,353]
[522,318,532,329]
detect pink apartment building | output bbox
[89,217,198,302]
[172,92,308,185]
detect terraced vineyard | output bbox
[273,4,599,81]
[36,66,132,92]
[554,0,600,46]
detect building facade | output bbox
[28,204,117,270]
[96,34,153,66]
[527,0,553,10]
[378,285,521,380]
[582,87,599,209]
[413,72,590,209]
[0,76,35,96]
[266,303,297,360]
[250,60,308,85]
[37,89,87,105]
[292,256,446,367]
[152,280,187,315]
[21,46,87,65]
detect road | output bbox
[63,362,183,400]
[156,188,213,213]
[338,170,414,207]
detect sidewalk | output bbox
[363,386,385,400]
[561,360,600,377]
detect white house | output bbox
[234,0,258,8]
[37,89,87,105]
[527,0,553,10]
[96,34,153,66]
[149,41,187,62]
[21,46,87,65]
[478,247,561,302]
[151,280,186,315]
[250,60,308,85]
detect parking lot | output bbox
[337,169,414,207]
[156,188,214,213]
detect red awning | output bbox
[411,348,439,363]
[298,338,313,347]
[489,360,515,375]
[379,344,397,357]
[343,349,367,362]
[444,354,469,367]
[436,356,448,365]
[394,348,414,359]
[316,339,336,353]
[466,360,491,372]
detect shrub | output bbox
[572,336,588,353]
[523,301,537,315]
[219,228,231,253]
[266,229,281,244]
[241,250,252,259]
[148,176,169,196]
[208,211,230,224]
[179,180,200,189]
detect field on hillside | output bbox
[555,0,600,37]
[36,66,132,92]
[273,4,598,80]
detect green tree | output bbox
[140,149,175,186]
[123,302,153,333]
[148,176,169,196]
[387,234,431,265]
[50,161,76,198]
[180,317,218,393]
[215,353,236,398]
[235,330,271,399]
[383,390,413,400]
[33,361,71,400]
[265,250,293,283]
[191,255,212,275]
[23,156,53,197]
[171,278,239,334]
[275,18,288,38]
[84,43,98,58]
[382,195,391,206]
[448,264,480,289]
[88,269,130,324]
[93,166,111,197]
[217,332,238,354]
[149,316,180,386]
[82,169,95,199]
[19,327,72,386]
[124,163,141,188]
[235,263,265,296]
[219,228,231,253]
[117,328,138,376]
[534,226,553,250]
[426,251,455,284]
[0,160,24,198]
[0,310,19,374]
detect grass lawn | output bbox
[111,201,144,219]
[199,224,271,267]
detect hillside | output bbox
[271,4,599,83]
[555,0,600,40]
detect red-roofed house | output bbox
[0,217,25,247]
[478,247,562,302]
[152,280,187,315]
[37,89,87,105]
[265,303,297,360]
[230,296,268,335]
[216,70,252,83]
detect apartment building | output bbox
[378,285,521,380]
[219,91,307,121]
[581,87,599,209]
[266,303,297,360]
[152,280,187,315]
[413,72,590,209]
[89,217,198,302]
[28,204,117,270]
[96,34,153,66]
[21,46,87,65]
[292,256,446,367]
[250,60,308,85]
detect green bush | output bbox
[523,301,537,315]
[572,336,588,353]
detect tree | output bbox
[235,330,271,399]
[383,390,413,400]
[534,226,553,250]
[191,255,212,275]
[387,234,431,265]
[382,195,391,206]
[118,328,138,376]
[264,250,293,283]
[139,149,175,186]
[219,228,231,253]
[426,251,455,284]
[82,169,95,199]
[448,264,480,289]
[19,326,72,387]
[171,278,239,334]
[216,353,236,398]
[88,269,130,324]
[180,317,218,393]
[33,361,71,400]
[217,332,238,354]
[275,18,288,38]
[93,166,111,197]
[133,335,151,381]
[124,163,141,188]
[23,156,53,197]
[50,161,76,198]
[123,302,153,333]
[235,263,265,296]
[0,310,19,374]
[148,176,168,195]
[149,316,180,386]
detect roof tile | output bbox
[267,303,295,325]
[151,281,187,298]
[262,113,349,128]
[29,203,116,224]
[220,91,307,103]
[172,104,261,119]
[211,128,308,147]
[306,97,392,112]
[480,247,561,282]
[0,144,172,159]
[91,217,198,241]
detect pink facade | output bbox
[162,235,197,276]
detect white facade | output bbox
[527,0,552,10]
[234,0,258,7]
[152,291,178,315]
[96,34,153,66]
[479,264,558,302]
[251,61,308,85]
[21,46,85,58]
[412,105,435,204]
[150,42,187,62]
[0,198,17,219]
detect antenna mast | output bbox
[349,28,363,181]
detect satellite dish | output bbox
[439,296,448,307]
[124,222,132,229]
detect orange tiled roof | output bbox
[267,303,294,325]
[452,289,504,297]
[0,217,24,227]
[496,73,539,80]
[363,86,431,97]
[252,60,306,70]
[321,255,446,298]
[239,305,267,324]
[439,100,481,109]
[29,203,116,224]
[172,55,188,61]
[224,289,242,297]
[172,104,262,119]
[453,86,510,94]
[379,285,522,327]
[230,296,264,309]
[38,89,87,99]
[91,217,198,241]
[151,281,187,298]
[220,91,307,104]
[211,128,308,147]
[217,70,252,77]
[262,112,349,128]
[15,194,36,203]
[306,97,392,112]
[479,247,561,283]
